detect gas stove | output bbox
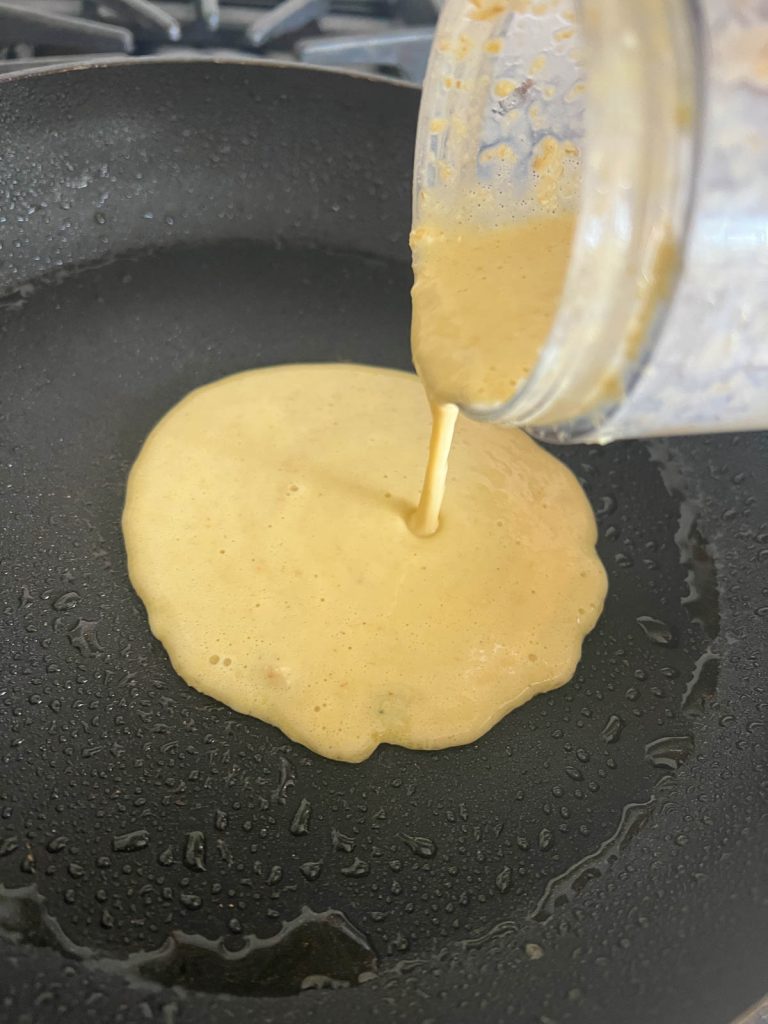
[0,0,436,81]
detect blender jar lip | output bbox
[473,0,704,441]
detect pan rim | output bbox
[0,52,422,92]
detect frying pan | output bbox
[0,59,766,1024]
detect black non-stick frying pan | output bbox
[0,59,766,1024]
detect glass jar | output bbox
[413,0,768,442]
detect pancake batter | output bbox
[124,364,605,762]
[411,209,576,409]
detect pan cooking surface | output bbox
[0,240,716,965]
[0,62,766,1024]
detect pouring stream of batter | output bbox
[409,401,458,537]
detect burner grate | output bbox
[0,0,437,80]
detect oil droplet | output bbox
[184,831,206,871]
[331,829,355,854]
[636,616,676,647]
[112,829,149,853]
[495,866,512,893]
[538,827,553,852]
[340,858,369,878]
[400,834,437,858]
[644,735,694,771]
[68,619,102,657]
[600,714,624,743]
[271,757,295,805]
[0,838,19,858]
[52,591,79,611]
[290,798,312,836]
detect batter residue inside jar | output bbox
[123,364,606,762]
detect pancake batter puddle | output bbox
[123,364,606,762]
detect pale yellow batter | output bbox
[124,364,606,762]
[411,211,576,409]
